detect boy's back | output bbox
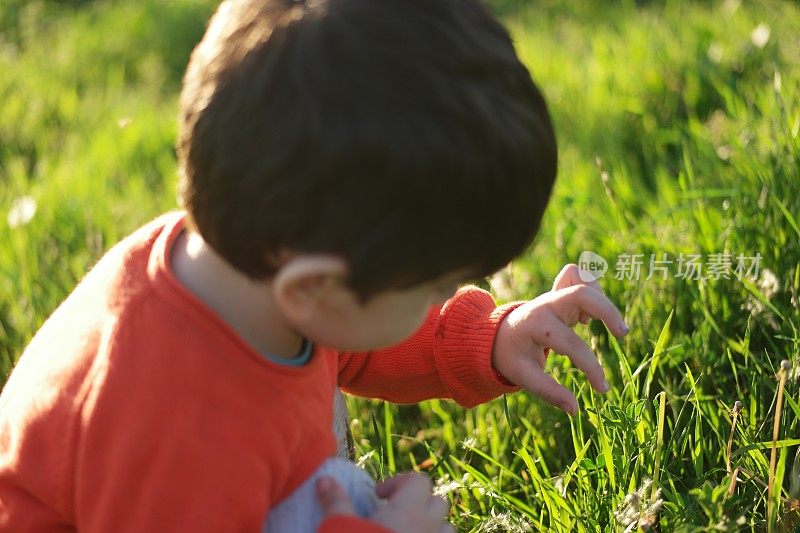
[0,214,342,529]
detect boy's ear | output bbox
[271,255,348,323]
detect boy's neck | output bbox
[170,228,305,360]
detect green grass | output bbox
[1,0,799,530]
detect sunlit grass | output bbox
[1,0,799,530]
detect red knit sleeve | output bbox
[336,286,521,408]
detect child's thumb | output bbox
[317,476,355,517]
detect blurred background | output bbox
[1,1,798,530]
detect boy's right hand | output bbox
[491,264,629,416]
[318,473,454,533]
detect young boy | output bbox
[0,0,628,531]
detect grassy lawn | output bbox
[1,0,799,530]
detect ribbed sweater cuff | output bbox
[433,287,523,408]
[318,515,395,532]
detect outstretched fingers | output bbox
[552,264,604,324]
[502,352,578,414]
[553,285,628,337]
[536,314,609,393]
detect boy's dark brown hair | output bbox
[177,0,557,301]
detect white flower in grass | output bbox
[713,515,747,529]
[750,23,770,49]
[743,269,780,328]
[433,473,469,497]
[553,474,567,497]
[476,508,534,532]
[354,450,376,469]
[707,42,723,64]
[7,196,36,228]
[757,269,779,299]
[613,478,663,532]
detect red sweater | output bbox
[0,212,520,532]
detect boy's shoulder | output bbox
[0,211,340,527]
[0,212,183,412]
